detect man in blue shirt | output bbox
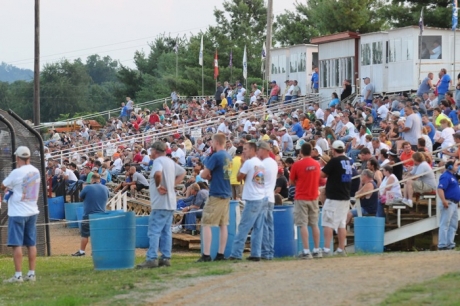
[289,117,304,141]
[437,68,451,102]
[198,133,233,262]
[72,173,109,256]
[437,160,460,250]
[421,115,436,144]
[448,108,459,126]
[311,67,319,93]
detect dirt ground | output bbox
[50,223,460,306]
[148,251,460,306]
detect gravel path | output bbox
[148,251,460,306]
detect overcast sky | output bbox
[0,0,295,70]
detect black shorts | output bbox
[135,183,149,192]
[81,215,90,238]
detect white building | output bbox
[311,26,460,102]
[269,44,318,95]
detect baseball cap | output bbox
[334,113,343,118]
[257,141,271,151]
[278,167,284,174]
[237,83,242,86]
[332,140,345,150]
[250,127,257,132]
[391,111,401,118]
[235,146,243,154]
[308,106,314,110]
[14,146,31,158]
[319,154,331,164]
[279,127,286,132]
[151,141,166,152]
[271,80,276,84]
[387,150,398,156]
[91,167,98,171]
[362,77,370,80]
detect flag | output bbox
[229,50,233,67]
[419,7,424,35]
[243,45,247,80]
[214,50,219,79]
[261,43,266,60]
[453,0,458,30]
[261,43,267,73]
[199,35,203,66]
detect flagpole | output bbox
[231,49,233,83]
[202,65,204,96]
[176,41,178,79]
[418,8,424,85]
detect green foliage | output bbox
[274,9,320,47]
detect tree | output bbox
[379,1,452,29]
[85,54,118,84]
[274,0,387,46]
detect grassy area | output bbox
[0,255,233,306]
[380,272,460,306]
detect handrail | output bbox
[50,94,326,161]
[106,191,127,211]
[35,96,172,129]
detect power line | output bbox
[6,25,209,66]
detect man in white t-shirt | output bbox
[171,144,186,166]
[339,115,358,143]
[243,116,254,133]
[314,103,325,121]
[230,142,266,261]
[137,142,185,269]
[324,108,335,127]
[236,83,246,102]
[377,99,389,120]
[257,141,278,260]
[217,119,231,135]
[1,146,40,283]
[110,154,123,176]
[60,165,78,183]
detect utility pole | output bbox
[33,0,40,126]
[265,0,273,96]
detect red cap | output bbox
[278,167,284,174]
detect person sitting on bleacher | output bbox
[401,152,437,208]
[347,169,378,225]
[181,182,209,234]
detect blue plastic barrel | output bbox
[135,216,150,248]
[89,210,135,270]
[64,202,84,228]
[48,196,65,220]
[296,210,334,253]
[201,200,238,259]
[354,217,385,253]
[76,207,84,232]
[274,205,296,258]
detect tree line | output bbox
[0,0,452,123]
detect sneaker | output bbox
[298,252,313,260]
[71,251,85,257]
[24,274,36,282]
[334,250,347,257]
[312,250,323,259]
[136,259,159,269]
[158,258,171,267]
[246,256,261,262]
[227,256,242,261]
[438,247,449,251]
[322,249,332,257]
[401,198,413,208]
[196,255,212,263]
[214,253,227,261]
[3,276,23,283]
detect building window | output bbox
[319,56,355,88]
[361,43,371,66]
[372,42,383,64]
[290,53,297,73]
[419,36,442,59]
[298,52,306,72]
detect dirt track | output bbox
[147,251,460,306]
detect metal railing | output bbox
[50,94,326,162]
[106,191,128,212]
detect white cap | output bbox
[279,127,287,132]
[332,140,345,150]
[14,146,31,158]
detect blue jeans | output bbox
[339,135,353,143]
[438,93,445,102]
[348,149,361,162]
[185,210,202,231]
[292,95,298,102]
[230,199,266,258]
[284,96,292,104]
[261,200,274,259]
[146,210,173,260]
[438,202,458,248]
[267,96,278,106]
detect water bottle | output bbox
[3,190,13,204]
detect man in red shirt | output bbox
[400,141,415,169]
[149,111,160,126]
[268,81,280,106]
[133,147,143,163]
[289,143,322,259]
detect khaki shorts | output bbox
[412,181,435,194]
[201,196,230,226]
[231,184,242,200]
[321,199,350,230]
[294,200,319,226]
